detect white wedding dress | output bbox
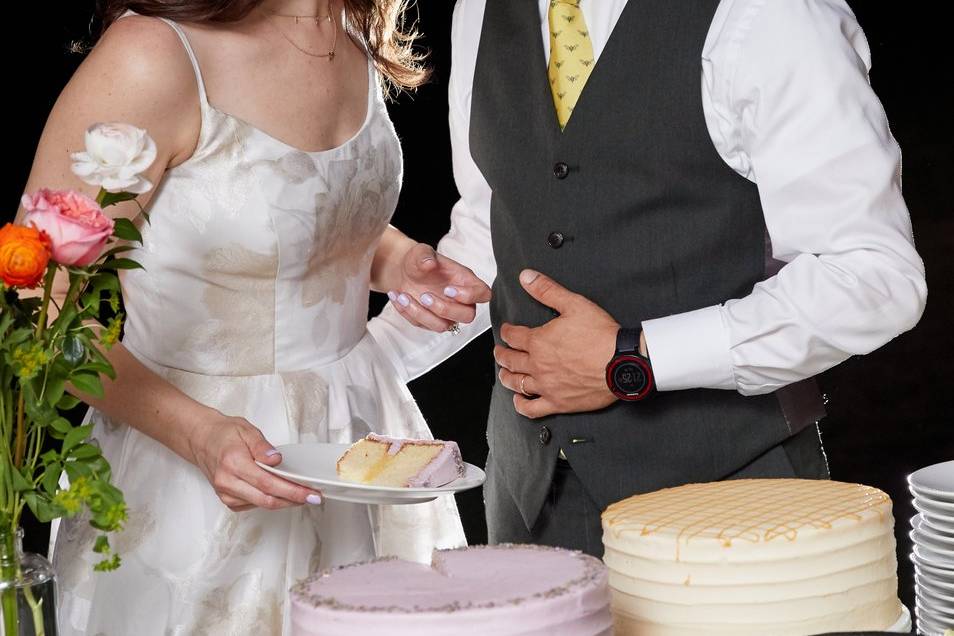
[52,14,465,636]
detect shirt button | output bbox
[547,232,565,249]
[553,162,569,180]
[539,425,552,446]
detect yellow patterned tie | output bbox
[547,0,595,129]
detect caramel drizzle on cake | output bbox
[603,479,890,548]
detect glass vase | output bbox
[0,528,56,636]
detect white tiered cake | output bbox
[602,479,905,635]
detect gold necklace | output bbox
[263,3,338,60]
[269,13,333,25]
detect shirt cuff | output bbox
[641,305,736,391]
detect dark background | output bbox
[7,0,952,618]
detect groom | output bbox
[371,0,926,555]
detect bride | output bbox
[18,0,490,634]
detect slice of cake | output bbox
[602,479,906,635]
[290,544,613,636]
[336,433,464,488]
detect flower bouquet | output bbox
[0,123,155,634]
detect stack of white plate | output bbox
[909,460,954,635]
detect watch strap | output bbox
[616,327,641,355]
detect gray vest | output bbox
[470,0,825,529]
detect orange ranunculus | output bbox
[0,223,53,288]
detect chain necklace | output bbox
[263,3,338,60]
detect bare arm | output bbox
[18,16,320,510]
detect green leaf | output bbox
[70,372,104,398]
[0,312,14,338]
[23,395,57,427]
[64,460,91,481]
[41,463,62,495]
[99,258,143,271]
[62,335,86,365]
[50,417,72,434]
[70,444,102,460]
[93,535,110,554]
[74,361,116,380]
[111,218,143,243]
[57,393,82,410]
[4,327,32,347]
[10,467,34,493]
[63,423,94,453]
[100,190,138,208]
[24,493,66,523]
[94,553,122,572]
[46,376,67,407]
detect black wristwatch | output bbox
[605,327,655,401]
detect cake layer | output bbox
[609,578,899,624]
[612,598,902,636]
[601,479,903,635]
[602,479,894,563]
[602,534,897,587]
[335,433,463,487]
[291,544,613,636]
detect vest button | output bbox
[547,232,565,249]
[553,162,569,180]
[539,425,552,446]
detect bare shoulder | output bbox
[20,14,204,216]
[78,15,199,113]
[48,14,203,170]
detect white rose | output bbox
[70,122,158,194]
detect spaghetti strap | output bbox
[155,18,210,106]
[118,10,209,106]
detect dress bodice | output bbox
[121,17,402,376]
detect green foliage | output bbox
[0,189,144,576]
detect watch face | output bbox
[606,354,654,401]
[613,360,648,395]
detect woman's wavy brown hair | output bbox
[97,0,428,91]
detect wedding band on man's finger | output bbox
[519,374,538,398]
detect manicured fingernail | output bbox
[444,286,459,298]
[306,494,323,505]
[519,269,540,285]
[420,293,434,307]
[387,290,397,301]
[265,448,280,457]
[397,293,410,307]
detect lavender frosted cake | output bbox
[290,544,613,635]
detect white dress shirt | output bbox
[368,0,926,396]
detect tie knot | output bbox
[551,0,582,8]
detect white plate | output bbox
[915,608,954,636]
[913,545,954,570]
[912,550,954,577]
[915,513,954,540]
[918,578,954,605]
[257,442,485,505]
[915,493,954,516]
[915,562,954,584]
[912,484,954,509]
[910,461,954,502]
[886,605,912,633]
[914,596,954,625]
[918,577,954,605]
[917,566,954,591]
[916,613,952,636]
[913,528,954,556]
[914,501,954,529]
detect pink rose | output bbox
[21,189,115,266]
